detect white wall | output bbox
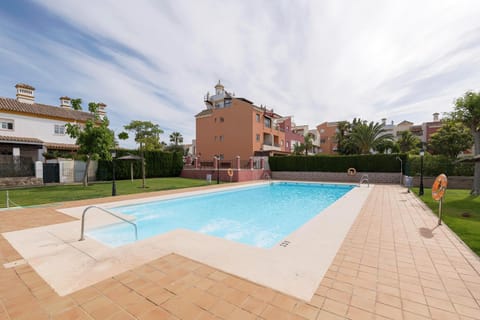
[0,112,77,144]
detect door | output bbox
[43,163,59,183]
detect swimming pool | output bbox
[87,182,354,248]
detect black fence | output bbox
[0,156,34,177]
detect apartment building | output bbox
[195,82,286,161]
[316,121,339,154]
[276,116,304,153]
[0,83,103,162]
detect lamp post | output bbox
[216,155,220,184]
[419,148,424,196]
[111,150,117,196]
[396,156,403,185]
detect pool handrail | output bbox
[79,205,138,241]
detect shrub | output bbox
[269,154,408,173]
[96,149,184,180]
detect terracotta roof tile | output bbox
[0,135,43,144]
[195,109,213,117]
[44,142,79,150]
[0,97,95,122]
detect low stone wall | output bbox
[181,168,269,182]
[271,171,402,184]
[0,177,43,188]
[410,176,473,189]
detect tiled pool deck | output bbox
[1,184,479,319]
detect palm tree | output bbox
[169,132,183,146]
[304,134,314,155]
[350,121,393,154]
[397,130,421,153]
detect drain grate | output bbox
[279,240,291,247]
[3,259,27,269]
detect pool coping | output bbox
[2,181,372,301]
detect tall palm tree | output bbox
[397,130,421,153]
[304,134,314,155]
[169,132,183,146]
[350,121,393,154]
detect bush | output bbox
[269,154,408,173]
[96,149,184,180]
[407,154,474,176]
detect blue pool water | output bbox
[87,182,354,248]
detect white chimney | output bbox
[433,113,439,121]
[15,83,35,104]
[59,96,72,109]
[97,102,107,119]
[381,118,386,125]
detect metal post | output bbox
[112,158,117,196]
[216,157,220,184]
[396,157,403,185]
[419,150,424,196]
[438,197,443,225]
[6,190,9,209]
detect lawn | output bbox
[414,187,480,256]
[0,177,210,208]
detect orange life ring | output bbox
[432,174,448,201]
[347,168,356,176]
[227,168,234,177]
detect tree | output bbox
[119,121,164,188]
[428,121,473,159]
[304,134,314,156]
[397,130,421,154]
[350,121,393,154]
[293,142,305,155]
[66,102,115,186]
[71,98,82,110]
[450,91,480,195]
[169,132,183,146]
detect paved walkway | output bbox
[0,184,479,319]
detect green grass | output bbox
[0,178,210,208]
[413,187,480,256]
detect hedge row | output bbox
[96,149,183,180]
[407,154,474,176]
[269,154,408,173]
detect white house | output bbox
[0,83,107,163]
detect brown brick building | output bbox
[195,82,286,161]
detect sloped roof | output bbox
[0,135,43,144]
[44,142,79,150]
[0,97,94,122]
[195,109,213,118]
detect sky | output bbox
[1,0,479,148]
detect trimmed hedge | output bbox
[96,149,183,181]
[407,154,474,176]
[269,154,408,173]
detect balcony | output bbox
[262,144,281,151]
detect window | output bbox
[286,126,289,131]
[224,100,232,107]
[286,141,289,148]
[264,118,271,128]
[256,114,260,122]
[256,134,260,142]
[220,117,224,122]
[214,136,217,141]
[54,124,65,135]
[0,119,14,131]
[219,135,224,142]
[280,140,284,146]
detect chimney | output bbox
[433,112,439,121]
[15,83,35,104]
[381,118,386,125]
[59,96,71,109]
[391,120,394,125]
[97,102,107,119]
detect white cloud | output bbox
[1,0,480,147]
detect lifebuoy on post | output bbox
[347,168,357,176]
[432,174,448,201]
[227,168,234,177]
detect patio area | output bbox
[1,184,479,319]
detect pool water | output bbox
[87,182,354,248]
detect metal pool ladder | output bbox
[79,205,138,241]
[359,174,370,187]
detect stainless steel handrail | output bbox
[79,205,138,241]
[359,174,370,187]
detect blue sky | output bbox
[1,0,480,148]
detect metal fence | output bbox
[0,156,34,177]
